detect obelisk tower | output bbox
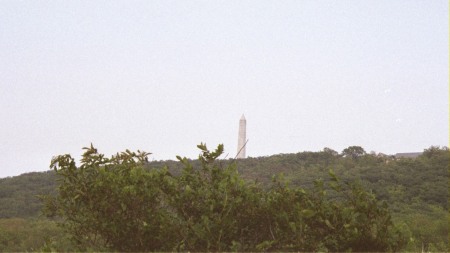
[237,114,246,159]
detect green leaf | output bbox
[302,209,315,218]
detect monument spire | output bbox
[237,114,246,159]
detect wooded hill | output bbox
[0,145,448,251]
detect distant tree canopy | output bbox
[42,144,406,252]
[341,146,366,159]
[0,171,56,218]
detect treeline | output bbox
[0,171,56,218]
[0,145,448,251]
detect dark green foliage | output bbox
[341,146,367,160]
[0,145,447,251]
[234,146,449,251]
[42,144,178,251]
[0,171,56,218]
[43,143,405,252]
[259,173,405,252]
[168,144,266,251]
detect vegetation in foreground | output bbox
[40,143,405,252]
[0,145,448,252]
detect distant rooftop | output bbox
[395,152,422,159]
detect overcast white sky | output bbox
[0,0,448,178]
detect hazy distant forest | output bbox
[0,144,448,252]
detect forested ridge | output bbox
[0,145,448,251]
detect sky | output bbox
[0,0,448,178]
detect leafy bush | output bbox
[43,143,406,252]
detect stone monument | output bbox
[236,114,246,159]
